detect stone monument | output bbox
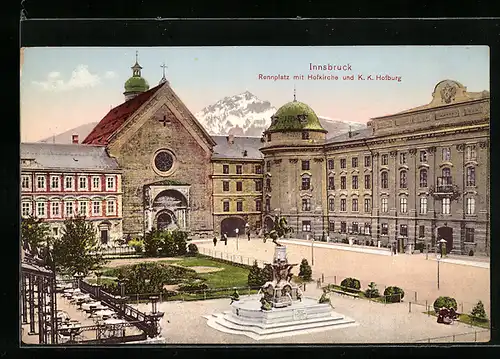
[204,245,357,340]
[260,246,300,309]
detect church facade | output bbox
[78,58,489,255]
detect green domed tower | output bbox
[260,90,328,236]
[123,51,150,101]
[263,90,327,143]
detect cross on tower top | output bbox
[293,85,297,102]
[159,62,169,85]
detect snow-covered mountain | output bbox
[36,92,366,144]
[195,91,365,138]
[195,91,277,137]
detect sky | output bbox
[20,46,489,142]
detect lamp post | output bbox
[311,234,314,266]
[148,296,164,338]
[437,238,447,290]
[73,272,84,290]
[95,270,103,286]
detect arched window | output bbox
[381,171,388,189]
[399,170,408,189]
[419,169,428,188]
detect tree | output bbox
[364,282,380,298]
[21,215,51,255]
[51,215,105,277]
[298,258,312,281]
[159,231,175,256]
[247,260,262,287]
[470,300,487,322]
[264,215,293,246]
[261,263,274,284]
[143,229,162,256]
[173,230,188,255]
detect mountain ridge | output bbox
[36,92,366,143]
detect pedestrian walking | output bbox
[247,229,251,241]
[213,235,217,247]
[223,232,228,245]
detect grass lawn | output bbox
[176,256,251,288]
[423,311,490,329]
[100,255,251,290]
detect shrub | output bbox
[173,230,188,255]
[383,286,405,303]
[364,281,380,298]
[341,238,349,244]
[469,249,474,256]
[433,296,458,313]
[298,259,312,281]
[340,277,361,293]
[128,239,144,254]
[177,280,209,292]
[143,229,162,256]
[261,263,274,283]
[160,231,176,257]
[470,300,488,322]
[247,260,262,287]
[415,242,424,253]
[187,243,199,256]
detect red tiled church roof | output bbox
[83,84,163,145]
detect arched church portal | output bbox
[145,189,189,232]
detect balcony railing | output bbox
[436,176,453,193]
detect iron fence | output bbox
[197,246,267,268]
[89,246,137,257]
[319,274,489,318]
[124,285,262,304]
[415,329,491,343]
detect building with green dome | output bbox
[123,53,150,101]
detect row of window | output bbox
[379,196,476,215]
[221,164,262,175]
[21,200,118,218]
[328,175,371,190]
[304,221,475,242]
[379,145,477,166]
[261,145,479,175]
[380,167,476,189]
[21,174,117,192]
[265,168,476,193]
[221,199,262,213]
[222,180,264,192]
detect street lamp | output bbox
[95,270,103,286]
[437,238,447,290]
[73,272,84,290]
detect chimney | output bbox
[72,134,79,144]
[227,134,234,145]
[243,150,248,157]
[348,126,352,138]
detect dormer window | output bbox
[302,131,309,140]
[267,133,272,142]
[297,113,308,123]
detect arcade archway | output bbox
[437,226,453,254]
[221,217,246,237]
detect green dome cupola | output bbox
[266,92,326,134]
[124,51,150,101]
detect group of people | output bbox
[213,225,252,246]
